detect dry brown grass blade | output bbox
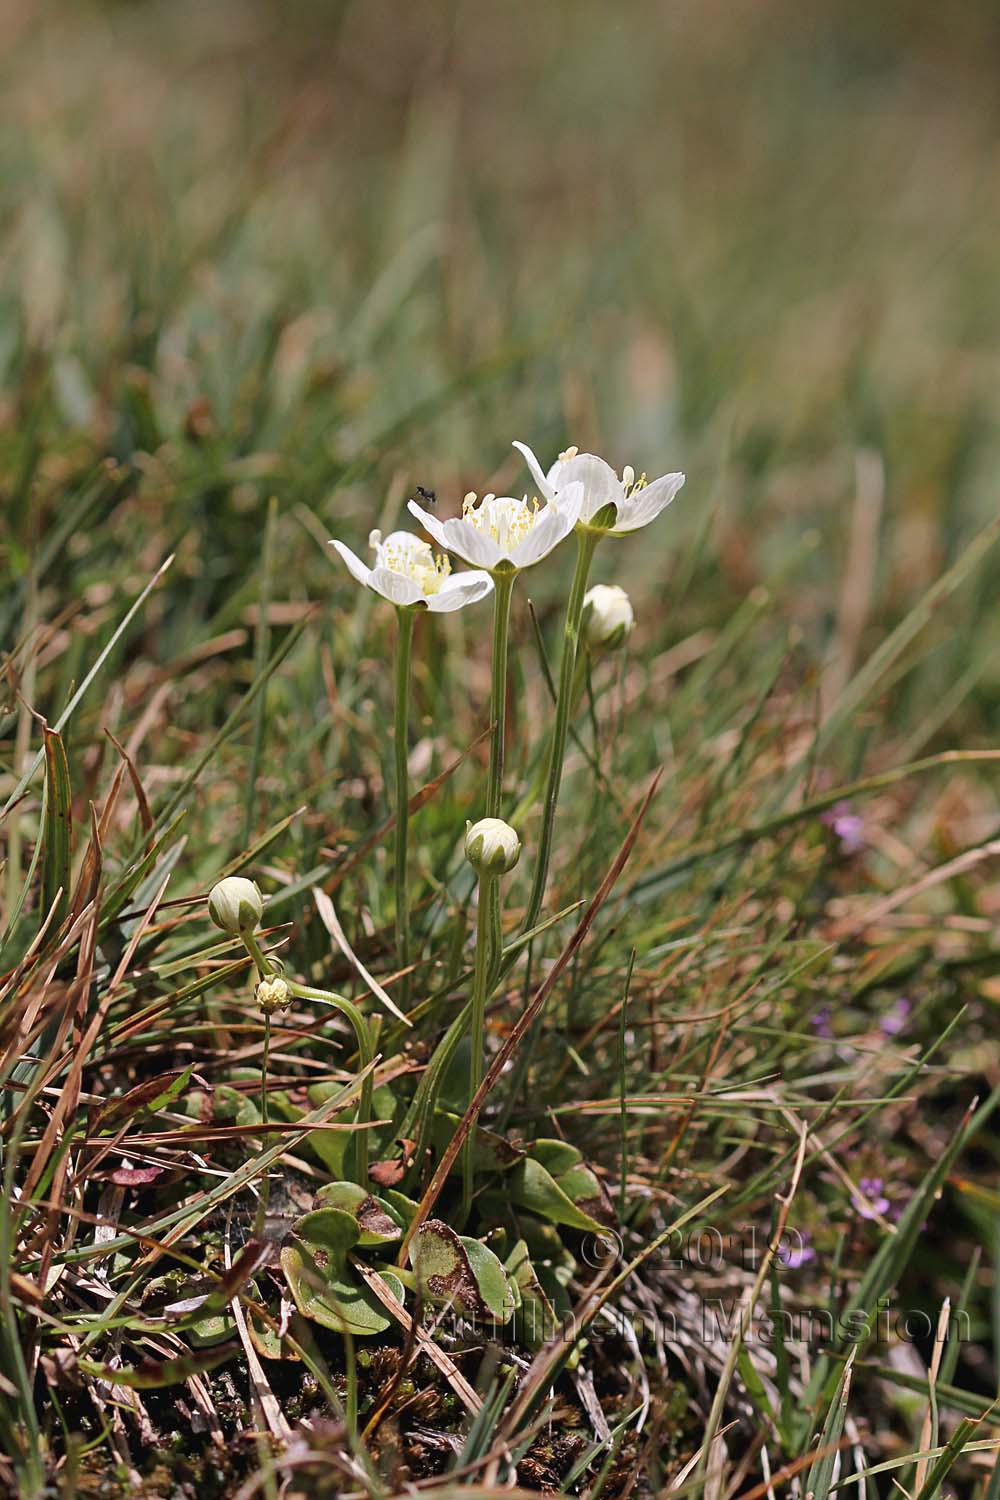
[398,768,663,1264]
[105,728,155,843]
[20,874,172,1205]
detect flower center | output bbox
[370,530,451,596]
[461,491,541,551]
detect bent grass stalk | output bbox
[243,929,375,1186]
[287,982,375,1186]
[394,606,415,1009]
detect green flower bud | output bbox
[464,817,521,876]
[583,584,635,654]
[208,876,263,937]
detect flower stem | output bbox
[289,982,374,1186]
[255,1011,271,1233]
[260,1014,271,1129]
[243,930,269,980]
[523,528,599,932]
[393,606,415,1010]
[461,873,498,1224]
[487,571,516,819]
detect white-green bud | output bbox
[255,976,290,1014]
[208,876,263,937]
[583,584,635,654]
[464,817,521,877]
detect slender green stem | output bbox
[254,1012,272,1232]
[585,655,602,757]
[288,981,374,1186]
[487,571,516,818]
[242,935,374,1185]
[260,1015,271,1129]
[523,529,599,931]
[461,874,497,1223]
[243,930,269,979]
[393,607,415,1009]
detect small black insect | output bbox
[413,485,437,505]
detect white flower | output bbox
[513,441,684,536]
[464,817,521,876]
[407,483,583,573]
[208,876,264,936]
[329,529,494,612]
[583,584,635,653]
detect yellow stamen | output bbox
[460,492,541,550]
[377,533,451,595]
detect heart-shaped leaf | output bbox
[530,1138,583,1176]
[506,1239,560,1349]
[462,1238,516,1325]
[212,1085,261,1128]
[280,1244,404,1336]
[314,1182,403,1245]
[382,1189,420,1225]
[188,1312,236,1347]
[409,1220,515,1324]
[552,1162,617,1229]
[293,1207,360,1262]
[431,1111,523,1173]
[507,1158,610,1234]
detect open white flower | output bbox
[407,482,583,573]
[330,529,494,611]
[513,441,684,536]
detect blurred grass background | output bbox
[4,0,1000,650]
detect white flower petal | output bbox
[408,500,503,570]
[329,539,373,589]
[512,440,557,502]
[555,454,626,524]
[368,568,425,608]
[424,570,495,612]
[508,491,579,568]
[612,472,685,534]
[405,501,452,552]
[555,479,584,529]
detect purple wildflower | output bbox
[821,800,866,854]
[880,998,911,1036]
[853,1177,891,1220]
[810,1005,834,1038]
[778,1230,816,1269]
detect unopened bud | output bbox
[255,976,290,1014]
[208,876,263,937]
[464,817,521,876]
[583,584,635,654]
